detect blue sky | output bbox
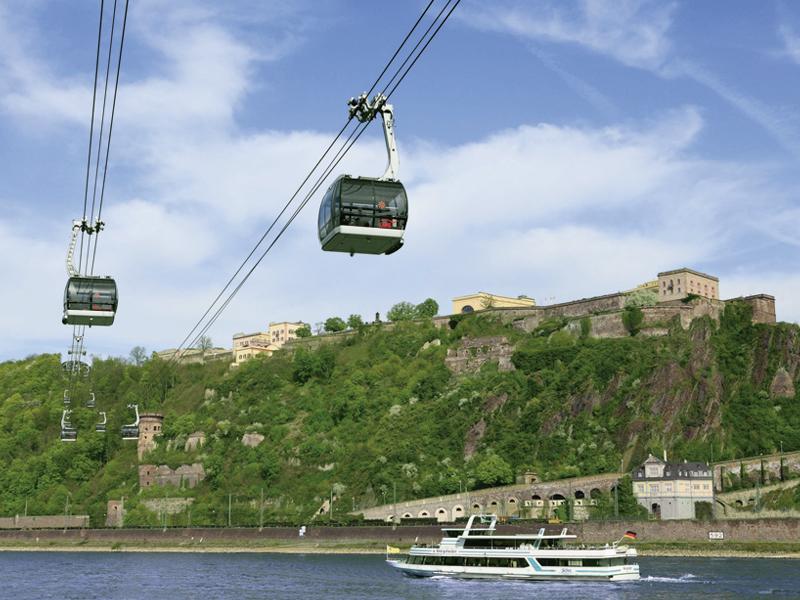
[1,0,799,360]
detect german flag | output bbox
[623,531,637,540]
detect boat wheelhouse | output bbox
[387,514,639,582]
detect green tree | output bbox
[474,453,514,489]
[617,475,647,518]
[198,335,213,351]
[625,289,658,308]
[295,325,312,338]
[129,346,147,366]
[622,306,644,336]
[347,314,364,330]
[415,298,439,319]
[324,317,346,333]
[387,301,417,322]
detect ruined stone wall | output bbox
[143,497,194,515]
[713,451,800,491]
[0,515,89,529]
[444,336,515,375]
[139,463,206,489]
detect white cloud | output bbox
[1,1,799,361]
[463,0,800,159]
[779,24,800,65]
[464,0,676,70]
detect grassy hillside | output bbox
[1,301,799,526]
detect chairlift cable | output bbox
[86,0,118,275]
[385,0,461,99]
[176,1,459,354]
[171,119,356,357]
[90,0,130,276]
[380,0,457,100]
[171,1,440,358]
[78,0,106,275]
[363,0,436,100]
[183,119,371,352]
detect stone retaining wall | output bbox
[0,518,797,545]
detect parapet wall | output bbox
[713,451,800,491]
[733,294,777,324]
[0,515,89,529]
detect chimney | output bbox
[663,450,667,462]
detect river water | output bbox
[0,553,797,599]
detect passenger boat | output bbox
[387,514,639,582]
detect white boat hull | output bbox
[388,559,640,582]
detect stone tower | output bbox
[137,412,164,460]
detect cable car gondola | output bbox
[318,176,408,255]
[319,93,407,256]
[62,276,118,326]
[62,220,118,326]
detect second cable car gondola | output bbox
[319,93,407,256]
[62,276,118,326]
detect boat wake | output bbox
[640,574,702,584]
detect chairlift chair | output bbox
[95,411,107,433]
[60,409,77,442]
[121,404,139,440]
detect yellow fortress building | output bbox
[451,292,536,315]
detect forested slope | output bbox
[1,301,798,526]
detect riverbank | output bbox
[1,538,799,558]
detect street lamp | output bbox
[63,491,72,532]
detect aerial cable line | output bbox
[183,119,372,352]
[385,0,461,100]
[86,0,118,275]
[363,0,436,100]
[171,1,439,358]
[90,0,130,275]
[62,0,128,389]
[175,0,460,356]
[77,0,106,274]
[171,119,356,357]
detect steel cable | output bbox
[175,0,461,356]
[171,1,440,357]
